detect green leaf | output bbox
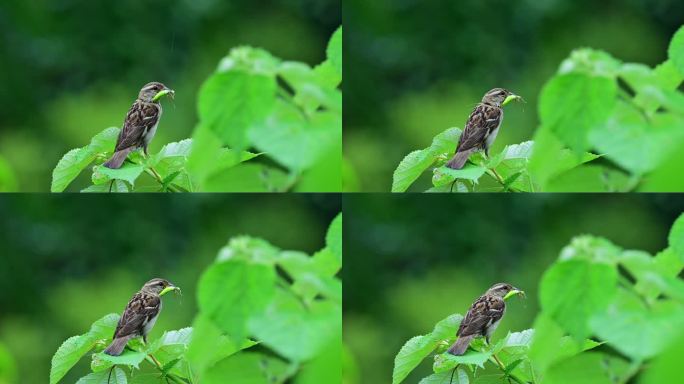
[50,335,93,384]
[539,259,617,340]
[294,339,341,384]
[433,350,493,372]
[216,46,280,76]
[216,236,280,265]
[248,289,341,362]
[639,143,684,191]
[590,288,684,359]
[392,314,462,384]
[528,129,599,189]
[81,180,129,193]
[326,214,342,266]
[203,352,269,384]
[633,60,684,114]
[633,248,684,301]
[529,314,601,375]
[187,315,258,377]
[92,164,145,186]
[419,368,469,384]
[249,101,339,171]
[559,235,621,264]
[154,138,259,191]
[589,101,684,174]
[197,259,276,341]
[76,367,127,384]
[392,128,461,192]
[146,328,193,369]
[669,214,684,262]
[91,350,147,372]
[50,314,119,384]
[641,334,684,384]
[277,62,341,113]
[490,141,535,191]
[203,164,291,192]
[546,164,631,192]
[326,26,342,78]
[51,127,119,192]
[198,71,276,149]
[544,352,615,384]
[558,48,621,78]
[538,73,616,152]
[432,165,487,187]
[668,25,684,76]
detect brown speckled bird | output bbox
[103,82,174,169]
[447,283,520,356]
[104,278,177,356]
[446,88,516,170]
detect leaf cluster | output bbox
[51,27,342,192]
[392,213,684,383]
[49,214,342,383]
[392,24,684,192]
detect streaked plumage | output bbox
[103,82,173,169]
[104,278,175,356]
[447,283,518,356]
[446,88,513,170]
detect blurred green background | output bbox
[0,0,340,192]
[342,194,684,383]
[0,194,340,383]
[343,0,684,191]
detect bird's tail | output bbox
[103,148,133,169]
[447,335,474,356]
[103,336,132,356]
[446,149,474,170]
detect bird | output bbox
[446,88,518,170]
[103,82,175,169]
[447,283,522,356]
[104,278,178,356]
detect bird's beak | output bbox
[502,93,523,106]
[160,284,181,297]
[152,88,175,102]
[504,287,525,300]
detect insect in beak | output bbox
[504,288,526,301]
[160,285,181,297]
[152,88,175,102]
[502,93,524,106]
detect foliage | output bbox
[392,213,684,383]
[50,214,342,383]
[392,24,684,192]
[0,342,16,384]
[51,27,342,192]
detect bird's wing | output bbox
[455,104,503,153]
[457,295,506,337]
[114,102,161,151]
[113,292,161,338]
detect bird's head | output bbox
[482,88,520,107]
[486,282,525,299]
[138,82,174,103]
[141,278,179,296]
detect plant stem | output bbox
[143,167,186,192]
[485,168,522,192]
[145,354,189,384]
[489,352,528,384]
